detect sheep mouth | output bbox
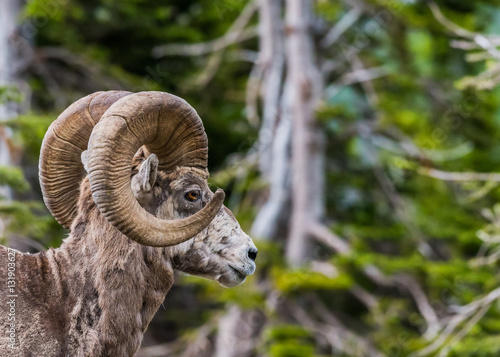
[229,266,247,280]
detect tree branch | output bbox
[308,222,351,254]
[418,167,500,182]
[153,1,258,58]
[429,2,500,59]
[320,6,363,48]
[411,287,500,357]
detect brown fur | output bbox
[0,178,174,356]
[0,158,257,356]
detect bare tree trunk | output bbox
[251,0,326,259]
[0,0,20,202]
[0,0,23,240]
[216,2,289,356]
[216,1,326,355]
[253,0,284,179]
[284,0,324,266]
[250,0,289,240]
[213,305,265,357]
[0,0,29,245]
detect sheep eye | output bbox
[185,190,201,202]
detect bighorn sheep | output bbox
[0,91,257,356]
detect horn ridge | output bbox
[86,91,223,246]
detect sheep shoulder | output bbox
[0,246,72,355]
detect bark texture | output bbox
[284,0,325,266]
[0,0,23,240]
[215,1,326,356]
[250,0,289,240]
[251,0,325,261]
[0,0,21,202]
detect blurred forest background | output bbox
[4,0,500,356]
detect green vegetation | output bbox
[4,0,500,355]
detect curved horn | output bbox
[86,91,225,247]
[39,91,132,229]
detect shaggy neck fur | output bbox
[0,165,241,357]
[0,178,182,356]
[58,179,175,356]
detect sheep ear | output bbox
[81,150,89,173]
[132,154,158,195]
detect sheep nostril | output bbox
[248,249,258,261]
